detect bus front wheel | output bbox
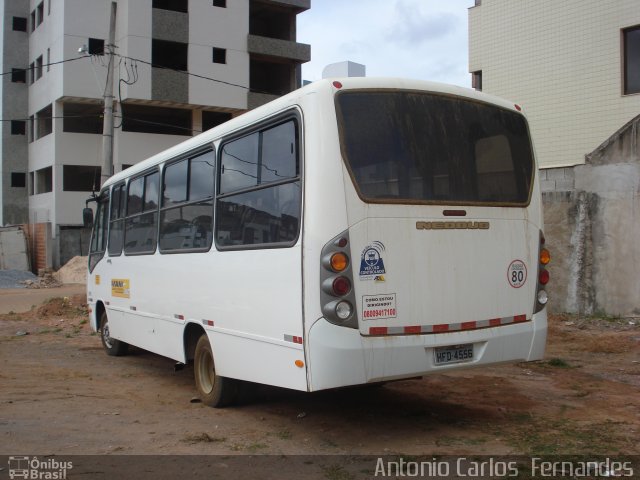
[100,310,128,357]
[194,334,237,407]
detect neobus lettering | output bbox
[416,221,490,230]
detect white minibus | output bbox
[86,78,550,407]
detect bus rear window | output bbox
[335,91,534,205]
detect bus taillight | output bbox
[534,232,550,313]
[539,269,550,285]
[330,252,349,272]
[332,277,351,296]
[320,231,358,328]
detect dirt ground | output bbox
[0,295,638,465]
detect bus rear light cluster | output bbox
[320,231,358,329]
[534,232,551,313]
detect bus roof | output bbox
[102,77,522,189]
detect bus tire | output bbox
[100,310,128,357]
[194,334,237,408]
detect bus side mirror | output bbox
[83,207,94,228]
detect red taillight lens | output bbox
[539,269,550,285]
[332,277,351,296]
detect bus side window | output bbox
[108,183,125,256]
[159,150,214,252]
[216,118,301,248]
[124,171,159,254]
[89,192,109,271]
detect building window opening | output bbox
[202,111,232,131]
[623,25,640,95]
[212,47,226,64]
[12,68,26,83]
[36,104,53,139]
[13,17,27,31]
[152,0,188,13]
[63,165,102,192]
[88,38,105,55]
[35,166,53,194]
[121,104,192,136]
[36,55,43,80]
[11,121,26,135]
[152,39,188,71]
[36,2,44,26]
[11,173,27,188]
[472,71,482,91]
[63,103,103,134]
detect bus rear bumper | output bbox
[306,309,547,391]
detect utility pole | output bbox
[100,1,117,186]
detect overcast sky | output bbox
[298,0,474,88]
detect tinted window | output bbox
[216,118,301,248]
[335,91,534,205]
[163,160,188,206]
[109,184,125,256]
[160,150,214,252]
[216,182,300,247]
[190,150,215,200]
[261,122,298,183]
[128,177,144,215]
[144,172,159,211]
[89,194,109,271]
[220,132,259,193]
[125,172,159,254]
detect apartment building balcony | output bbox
[247,34,310,64]
[252,0,310,14]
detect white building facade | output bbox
[1,0,309,268]
[469,0,640,169]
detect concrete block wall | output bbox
[541,114,640,316]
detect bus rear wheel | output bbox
[194,334,237,407]
[100,310,128,357]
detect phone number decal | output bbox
[362,294,397,320]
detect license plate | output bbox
[434,344,474,365]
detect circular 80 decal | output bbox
[507,260,527,288]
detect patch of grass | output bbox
[79,319,88,325]
[509,417,628,455]
[275,429,292,440]
[592,311,622,322]
[547,358,571,368]
[52,328,63,333]
[39,329,51,334]
[436,436,487,447]
[245,442,268,453]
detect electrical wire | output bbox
[115,54,275,94]
[0,56,87,76]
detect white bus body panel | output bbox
[307,310,546,391]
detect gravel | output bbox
[0,269,37,289]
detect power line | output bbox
[0,115,101,122]
[116,54,273,94]
[0,56,87,76]
[113,115,203,134]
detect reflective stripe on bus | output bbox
[367,315,529,336]
[284,335,303,344]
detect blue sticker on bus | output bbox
[359,242,386,280]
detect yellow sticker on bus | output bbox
[111,279,130,298]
